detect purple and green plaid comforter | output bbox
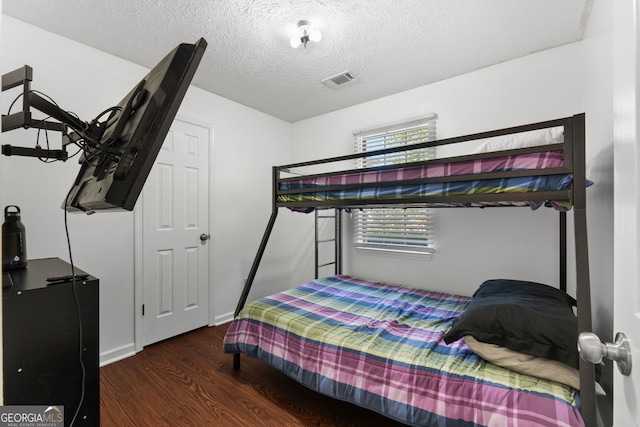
[278,150,575,211]
[223,275,584,427]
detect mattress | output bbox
[223,275,584,427]
[278,150,575,211]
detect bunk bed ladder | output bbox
[314,208,342,278]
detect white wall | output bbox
[291,43,584,296]
[0,16,293,364]
[1,0,4,406]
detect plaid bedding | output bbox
[278,150,574,211]
[223,275,584,427]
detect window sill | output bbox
[354,246,434,261]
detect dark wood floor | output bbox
[100,322,408,426]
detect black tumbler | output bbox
[2,205,27,270]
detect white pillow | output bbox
[472,126,564,153]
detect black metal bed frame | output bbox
[231,113,595,427]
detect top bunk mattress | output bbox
[279,149,575,211]
[275,115,588,212]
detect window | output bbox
[352,115,437,255]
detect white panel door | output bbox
[613,1,640,425]
[142,119,210,346]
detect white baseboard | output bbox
[100,313,234,367]
[213,311,234,326]
[100,343,136,367]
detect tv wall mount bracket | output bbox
[1,65,106,161]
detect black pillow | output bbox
[443,279,579,369]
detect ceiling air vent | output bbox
[322,71,356,89]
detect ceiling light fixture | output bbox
[290,20,321,49]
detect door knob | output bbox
[578,332,632,376]
[200,233,210,242]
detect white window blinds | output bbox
[352,115,437,254]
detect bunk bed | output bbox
[223,113,596,427]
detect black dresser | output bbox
[3,257,99,426]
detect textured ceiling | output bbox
[2,0,593,123]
